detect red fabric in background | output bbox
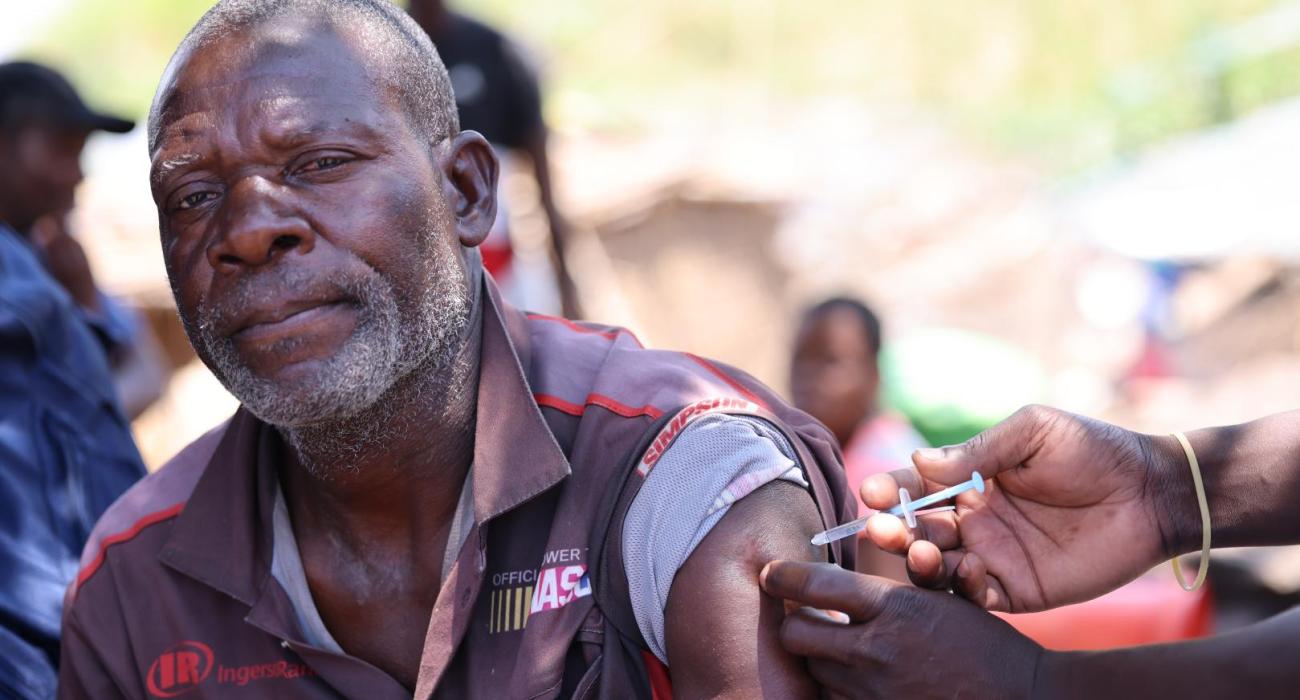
[480,242,513,279]
[997,577,1213,650]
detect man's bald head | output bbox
[148,0,458,153]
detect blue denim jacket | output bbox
[0,224,145,698]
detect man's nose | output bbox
[207,176,314,271]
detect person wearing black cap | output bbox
[0,61,133,232]
[0,61,146,699]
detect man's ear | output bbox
[439,130,498,248]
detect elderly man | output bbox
[58,1,854,698]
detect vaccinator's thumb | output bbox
[761,561,898,623]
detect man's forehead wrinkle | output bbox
[257,114,389,150]
[151,110,218,187]
[154,108,217,148]
[203,21,395,116]
[151,0,459,157]
[151,153,202,183]
[153,30,261,125]
[150,61,250,158]
[148,34,202,154]
[151,73,392,179]
[244,75,396,142]
[155,22,319,134]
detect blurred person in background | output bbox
[0,62,168,421]
[408,0,580,318]
[0,60,147,699]
[26,214,169,421]
[790,297,927,577]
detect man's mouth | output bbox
[228,299,355,344]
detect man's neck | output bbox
[279,291,484,554]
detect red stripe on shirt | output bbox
[526,312,644,348]
[585,394,664,419]
[534,393,585,416]
[75,503,186,587]
[684,353,769,409]
[535,393,664,419]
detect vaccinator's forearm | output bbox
[1150,410,1300,558]
[1035,605,1300,699]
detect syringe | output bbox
[811,471,985,546]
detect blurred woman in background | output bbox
[790,296,928,578]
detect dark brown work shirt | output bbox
[59,279,855,698]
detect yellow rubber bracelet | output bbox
[1170,431,1211,591]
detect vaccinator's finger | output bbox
[942,549,966,588]
[863,510,961,556]
[860,469,921,510]
[947,552,1014,612]
[761,561,900,623]
[953,551,988,603]
[905,540,948,589]
[914,509,962,550]
[863,513,912,555]
[794,606,850,625]
[806,657,871,700]
[982,571,1012,613]
[913,405,1058,483]
[779,608,860,665]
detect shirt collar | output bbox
[469,275,571,522]
[159,272,572,603]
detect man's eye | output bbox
[177,191,217,210]
[298,155,350,173]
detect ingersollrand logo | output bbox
[146,641,213,697]
[146,640,316,697]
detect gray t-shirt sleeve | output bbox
[621,413,811,664]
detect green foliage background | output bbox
[23,0,214,121]
[21,0,1300,171]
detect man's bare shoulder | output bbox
[664,481,824,698]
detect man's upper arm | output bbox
[663,480,825,698]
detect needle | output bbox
[811,471,985,546]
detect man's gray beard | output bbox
[189,237,472,478]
